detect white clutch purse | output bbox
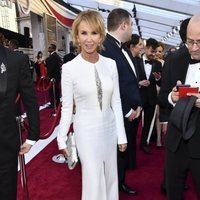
[66,132,78,170]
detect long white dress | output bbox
[57,54,127,200]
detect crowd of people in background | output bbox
[1,6,200,200]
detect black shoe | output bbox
[140,146,151,154]
[160,184,189,195]
[47,105,54,109]
[156,145,164,150]
[184,184,189,191]
[119,183,137,195]
[160,184,166,195]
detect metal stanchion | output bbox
[41,76,47,104]
[17,116,29,200]
[51,78,57,117]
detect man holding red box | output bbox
[158,13,200,200]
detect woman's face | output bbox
[130,38,143,57]
[76,21,102,55]
[155,46,164,60]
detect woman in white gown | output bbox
[57,10,127,200]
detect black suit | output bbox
[158,45,200,200]
[45,52,62,107]
[137,57,162,147]
[101,34,141,183]
[63,52,76,63]
[0,45,39,200]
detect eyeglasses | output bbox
[186,39,200,48]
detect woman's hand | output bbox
[61,148,70,157]
[118,143,127,152]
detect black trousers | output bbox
[118,117,140,183]
[0,156,18,200]
[140,105,155,147]
[166,139,200,200]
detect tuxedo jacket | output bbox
[136,56,162,107]
[101,34,141,116]
[45,52,62,81]
[158,45,200,158]
[0,45,40,161]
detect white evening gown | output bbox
[57,54,127,200]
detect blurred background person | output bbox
[63,41,78,64]
[154,42,167,148]
[137,38,162,154]
[155,42,165,66]
[45,44,62,108]
[125,33,143,58]
[34,51,46,83]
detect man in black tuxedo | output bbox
[45,44,62,108]
[137,38,162,154]
[0,44,40,200]
[101,8,141,195]
[63,42,78,64]
[158,13,200,200]
[159,17,191,196]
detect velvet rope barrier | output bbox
[39,102,62,140]
[35,76,52,92]
[15,93,20,104]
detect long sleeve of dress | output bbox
[110,61,127,144]
[57,64,73,150]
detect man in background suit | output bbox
[158,13,200,199]
[101,8,141,195]
[63,42,78,64]
[137,38,162,154]
[0,44,40,200]
[45,44,62,108]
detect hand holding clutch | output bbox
[66,132,78,170]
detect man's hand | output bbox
[152,72,161,80]
[118,143,127,152]
[171,80,182,103]
[19,142,32,155]
[139,80,150,87]
[128,107,142,122]
[128,110,137,121]
[135,106,142,118]
[187,93,200,108]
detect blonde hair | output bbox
[71,10,105,53]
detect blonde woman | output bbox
[57,10,127,200]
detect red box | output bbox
[179,86,199,98]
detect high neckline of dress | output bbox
[80,53,100,65]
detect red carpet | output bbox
[17,89,198,199]
[17,138,197,200]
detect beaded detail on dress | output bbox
[94,65,102,111]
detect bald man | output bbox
[158,13,200,200]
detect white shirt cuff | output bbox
[25,139,36,146]
[125,109,132,118]
[168,92,176,107]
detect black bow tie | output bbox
[189,59,200,64]
[145,60,153,65]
